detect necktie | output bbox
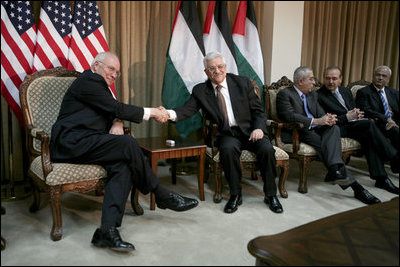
[301,94,314,119]
[333,90,348,111]
[216,85,229,129]
[378,90,391,118]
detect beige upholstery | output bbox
[20,67,142,242]
[264,76,363,195]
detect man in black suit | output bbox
[165,51,283,214]
[356,66,399,168]
[50,52,198,252]
[318,66,398,194]
[276,66,380,205]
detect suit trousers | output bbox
[217,128,277,197]
[340,120,397,178]
[300,125,344,170]
[70,134,159,228]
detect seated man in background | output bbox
[165,51,283,214]
[356,65,399,165]
[276,66,381,205]
[317,66,398,194]
[50,51,198,252]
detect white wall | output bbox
[270,1,304,83]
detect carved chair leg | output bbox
[250,167,259,180]
[213,162,223,203]
[277,160,289,198]
[131,188,144,216]
[49,185,63,241]
[298,157,311,194]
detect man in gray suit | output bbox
[165,51,283,214]
[276,66,380,205]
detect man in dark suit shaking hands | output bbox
[50,52,198,252]
[318,66,398,195]
[165,51,283,214]
[276,66,380,205]
[356,66,399,173]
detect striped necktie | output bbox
[378,90,391,117]
[333,90,348,111]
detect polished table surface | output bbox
[136,137,206,210]
[248,197,399,266]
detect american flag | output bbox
[67,1,116,98]
[1,1,37,127]
[32,1,72,71]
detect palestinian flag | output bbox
[232,1,264,103]
[203,1,238,74]
[161,1,206,138]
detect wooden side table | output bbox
[248,197,399,266]
[135,137,206,210]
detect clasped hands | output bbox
[346,108,364,121]
[386,117,399,130]
[150,106,170,123]
[315,113,337,126]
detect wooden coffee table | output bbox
[248,197,399,266]
[135,137,206,210]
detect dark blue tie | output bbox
[378,90,391,118]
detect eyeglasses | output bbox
[206,64,226,72]
[98,61,121,78]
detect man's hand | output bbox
[249,129,264,142]
[346,108,364,121]
[386,117,399,130]
[314,113,337,126]
[150,106,169,123]
[109,120,124,135]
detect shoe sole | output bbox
[157,202,199,212]
[92,241,135,252]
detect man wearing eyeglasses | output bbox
[50,51,198,252]
[165,51,283,214]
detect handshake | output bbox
[150,106,170,123]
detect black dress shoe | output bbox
[91,227,135,252]
[156,192,198,212]
[224,194,242,213]
[354,189,381,205]
[375,177,399,195]
[264,196,283,213]
[324,168,352,186]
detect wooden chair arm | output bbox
[203,120,219,155]
[29,129,53,179]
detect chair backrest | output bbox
[346,80,370,100]
[264,76,294,121]
[20,68,81,155]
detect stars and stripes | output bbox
[33,1,72,71]
[1,1,37,126]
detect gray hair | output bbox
[203,51,225,69]
[374,65,392,76]
[91,51,118,67]
[293,66,312,84]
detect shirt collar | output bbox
[373,84,386,92]
[212,78,228,91]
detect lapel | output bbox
[385,88,398,112]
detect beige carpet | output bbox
[1,156,398,266]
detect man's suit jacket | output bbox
[50,70,144,161]
[174,73,267,136]
[276,86,326,128]
[317,85,355,125]
[356,83,399,126]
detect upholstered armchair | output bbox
[264,76,361,195]
[204,82,290,202]
[19,67,142,241]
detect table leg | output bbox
[150,157,158,210]
[198,150,205,201]
[171,159,177,184]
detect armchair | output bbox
[19,67,142,241]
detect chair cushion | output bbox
[30,156,107,186]
[341,137,361,151]
[206,146,289,162]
